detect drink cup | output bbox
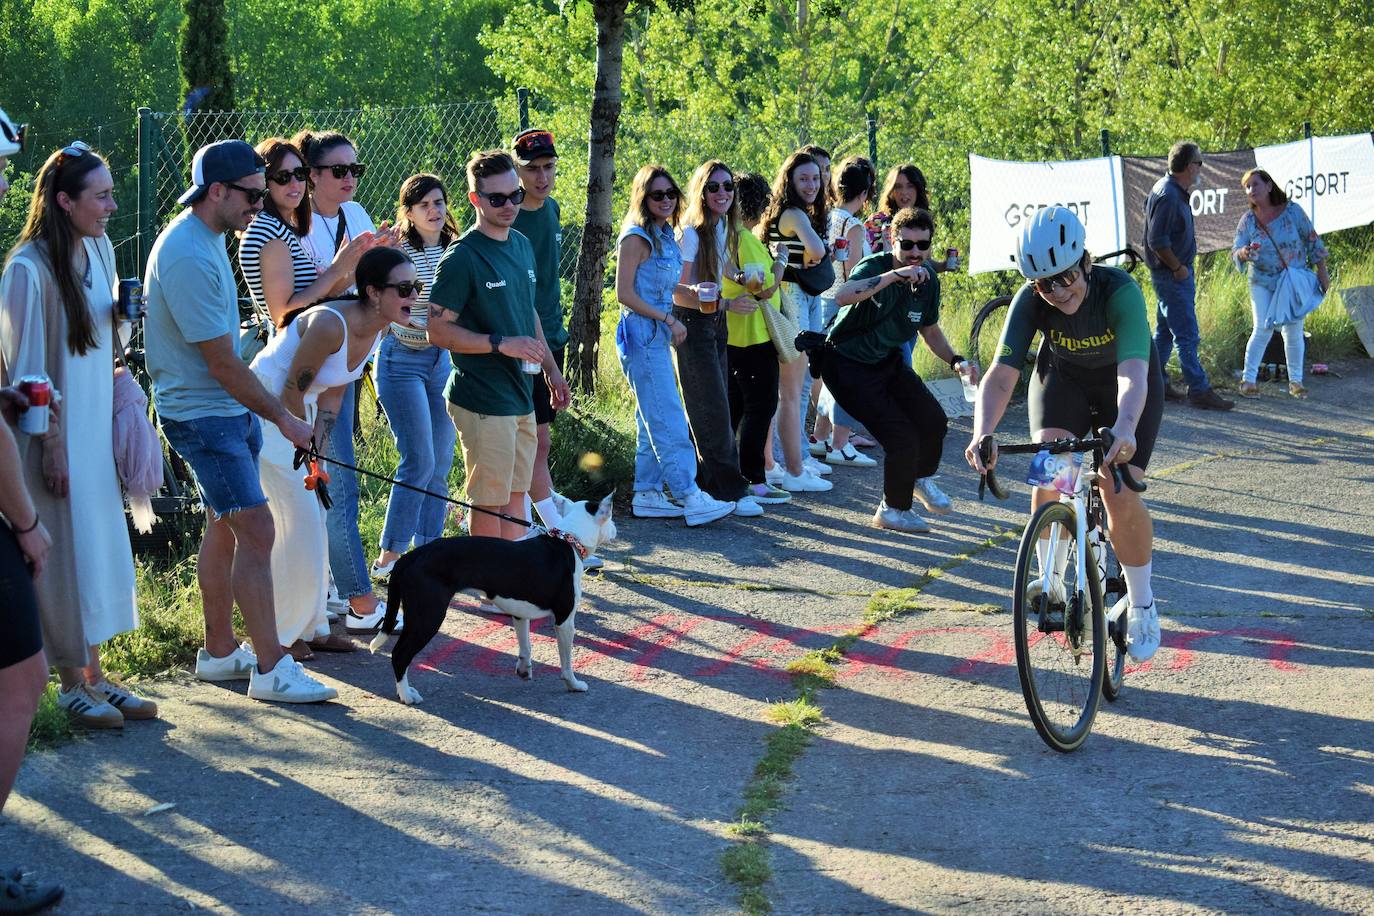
[697,281,719,314]
[834,238,849,263]
[117,278,145,321]
[521,359,543,375]
[960,360,979,403]
[946,247,960,271]
[743,266,766,292]
[17,375,51,436]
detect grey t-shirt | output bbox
[143,209,245,421]
[1143,175,1196,272]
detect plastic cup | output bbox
[521,359,542,375]
[697,281,719,314]
[743,266,765,291]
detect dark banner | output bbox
[1121,148,1258,260]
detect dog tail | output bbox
[369,553,412,654]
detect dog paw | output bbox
[515,657,533,680]
[564,677,589,693]
[399,685,424,705]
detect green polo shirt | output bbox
[429,227,538,416]
[828,252,941,365]
[512,198,568,350]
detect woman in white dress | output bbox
[250,247,418,657]
[0,140,148,727]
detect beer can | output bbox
[834,237,849,263]
[117,278,144,321]
[17,374,51,436]
[946,247,960,271]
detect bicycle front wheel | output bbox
[1099,537,1128,702]
[1012,501,1106,752]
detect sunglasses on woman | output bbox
[1033,267,1082,295]
[648,188,680,202]
[57,139,92,163]
[705,181,735,194]
[476,187,527,208]
[383,280,425,298]
[897,238,932,251]
[268,166,311,185]
[317,163,367,179]
[226,182,271,205]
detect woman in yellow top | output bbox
[723,174,791,504]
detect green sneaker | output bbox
[747,482,792,505]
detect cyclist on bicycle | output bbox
[965,207,1164,661]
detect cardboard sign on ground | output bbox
[927,376,975,418]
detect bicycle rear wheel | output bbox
[1099,535,1128,702]
[1012,501,1106,752]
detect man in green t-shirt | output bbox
[510,128,571,534]
[428,150,570,540]
[824,207,978,533]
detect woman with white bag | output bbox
[1232,169,1330,400]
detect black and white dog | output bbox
[370,493,616,705]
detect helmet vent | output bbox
[1048,248,1058,267]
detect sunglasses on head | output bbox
[267,166,311,185]
[515,130,555,152]
[58,139,92,162]
[897,238,932,251]
[225,182,270,205]
[1033,266,1082,295]
[316,163,366,179]
[383,280,425,298]
[476,187,526,208]
[648,188,680,202]
[705,180,735,194]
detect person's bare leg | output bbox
[81,644,105,685]
[777,357,807,475]
[0,651,48,810]
[221,505,284,674]
[830,423,853,450]
[469,504,504,539]
[500,493,527,541]
[199,513,239,658]
[531,424,553,502]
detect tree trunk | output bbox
[566,0,628,396]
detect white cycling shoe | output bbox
[1124,600,1160,662]
[1025,575,1067,606]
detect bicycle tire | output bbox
[1099,538,1128,701]
[1012,500,1106,752]
[968,294,1012,367]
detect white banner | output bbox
[1253,133,1374,234]
[968,154,1127,275]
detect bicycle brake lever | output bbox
[977,436,1009,500]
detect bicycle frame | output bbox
[1032,453,1104,655]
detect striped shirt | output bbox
[392,238,447,348]
[238,212,317,319]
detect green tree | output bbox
[180,0,240,153]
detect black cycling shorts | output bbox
[1027,343,1165,472]
[0,523,44,670]
[532,346,566,427]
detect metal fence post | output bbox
[867,113,878,173]
[1100,128,1111,157]
[518,88,530,132]
[1303,121,1312,139]
[137,107,154,279]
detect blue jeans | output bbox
[616,311,700,498]
[818,296,858,429]
[324,380,372,599]
[374,337,456,553]
[774,286,824,461]
[1152,267,1210,393]
[161,412,264,519]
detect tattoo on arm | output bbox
[314,409,337,447]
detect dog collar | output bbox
[546,528,590,560]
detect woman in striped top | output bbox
[371,173,461,579]
[237,137,375,329]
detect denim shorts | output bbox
[161,412,266,518]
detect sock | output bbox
[1122,561,1153,607]
[522,494,532,524]
[1053,535,1072,582]
[1035,540,1050,578]
[534,497,561,527]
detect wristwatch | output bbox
[488,333,504,354]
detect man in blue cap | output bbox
[144,139,335,704]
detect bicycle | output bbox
[976,426,1146,752]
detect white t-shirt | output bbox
[824,208,870,299]
[300,201,376,293]
[676,224,729,282]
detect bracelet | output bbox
[662,312,675,326]
[12,512,39,535]
[949,354,966,370]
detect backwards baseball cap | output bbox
[511,128,557,166]
[179,139,266,205]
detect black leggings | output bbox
[821,348,948,511]
[727,342,780,484]
[0,523,43,669]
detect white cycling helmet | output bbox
[0,108,23,157]
[1016,206,1086,279]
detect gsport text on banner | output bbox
[1121,148,1257,258]
[968,154,1127,275]
[1254,133,1374,235]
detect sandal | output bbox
[1238,381,1260,399]
[307,634,358,653]
[1289,382,1308,399]
[284,640,315,662]
[1,867,63,915]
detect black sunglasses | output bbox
[897,238,932,251]
[383,280,425,298]
[268,166,311,185]
[476,187,526,208]
[705,181,735,194]
[225,182,270,205]
[648,188,680,202]
[317,163,366,179]
[1033,267,1082,295]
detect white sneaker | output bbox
[733,495,765,517]
[583,554,605,571]
[370,557,398,581]
[1026,576,1068,606]
[683,490,735,526]
[782,470,833,492]
[1125,601,1161,662]
[764,465,785,486]
[247,654,338,704]
[632,489,685,519]
[807,435,830,457]
[326,582,347,623]
[914,477,953,515]
[195,641,258,682]
[345,602,403,634]
[825,443,878,467]
[804,457,833,477]
[90,677,158,720]
[872,500,930,533]
[57,683,124,729]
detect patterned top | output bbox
[239,211,317,318]
[1232,203,1329,293]
[393,238,447,348]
